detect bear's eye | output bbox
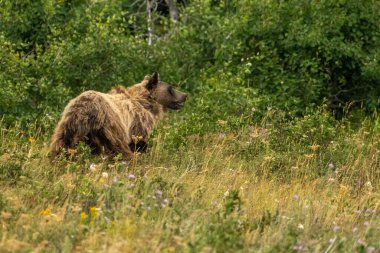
[168,86,174,96]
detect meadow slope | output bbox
[0,111,379,253]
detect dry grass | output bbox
[0,113,379,253]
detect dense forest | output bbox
[0,0,379,252]
[1,0,379,125]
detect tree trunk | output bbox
[147,0,155,45]
[165,0,180,23]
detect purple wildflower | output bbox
[367,246,376,252]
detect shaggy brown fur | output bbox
[50,73,187,159]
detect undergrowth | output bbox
[0,109,379,252]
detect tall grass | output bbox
[0,110,379,252]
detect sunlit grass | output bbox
[0,111,379,252]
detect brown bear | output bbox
[50,72,187,159]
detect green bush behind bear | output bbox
[1,0,379,130]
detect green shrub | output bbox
[0,0,379,126]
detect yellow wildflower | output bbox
[40,207,52,216]
[304,154,315,159]
[89,207,100,218]
[309,144,320,152]
[80,212,87,222]
[28,137,36,143]
[67,148,76,156]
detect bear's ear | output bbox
[146,72,159,90]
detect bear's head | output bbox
[145,72,187,110]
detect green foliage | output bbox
[211,0,380,115]
[0,162,23,185]
[0,193,6,212]
[254,209,280,233]
[1,0,379,126]
[190,190,246,252]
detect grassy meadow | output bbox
[0,109,379,253]
[1,0,380,252]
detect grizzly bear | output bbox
[50,73,187,159]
